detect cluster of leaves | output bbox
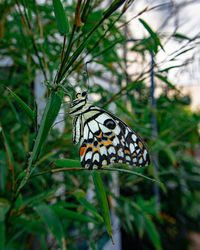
[0,0,200,250]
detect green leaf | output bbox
[155,74,177,90]
[34,203,64,248]
[1,127,15,168]
[144,215,162,250]
[1,126,15,192]
[52,206,99,224]
[139,18,164,53]
[7,88,35,122]
[17,92,62,194]
[103,0,126,18]
[74,189,104,222]
[0,199,10,250]
[54,158,81,168]
[0,220,5,250]
[53,0,69,35]
[173,33,191,40]
[19,189,58,209]
[57,0,126,82]
[0,152,7,193]
[29,91,62,164]
[92,171,114,244]
[104,167,166,193]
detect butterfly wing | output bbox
[72,115,82,145]
[79,106,150,169]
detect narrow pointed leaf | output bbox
[30,92,62,164]
[53,0,69,35]
[155,74,177,90]
[92,171,114,244]
[0,200,10,250]
[1,127,15,192]
[53,206,99,224]
[139,18,164,52]
[144,215,162,250]
[54,159,81,168]
[103,167,166,193]
[7,88,35,122]
[34,203,64,248]
[17,92,62,194]
[74,189,104,222]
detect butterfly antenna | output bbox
[52,117,67,128]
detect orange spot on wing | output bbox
[103,140,112,146]
[80,146,86,157]
[138,141,143,150]
[96,132,102,138]
[124,149,131,154]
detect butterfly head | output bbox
[69,91,88,116]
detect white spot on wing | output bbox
[118,148,124,157]
[88,120,99,133]
[85,151,92,161]
[89,132,93,139]
[139,158,143,164]
[132,134,137,142]
[143,149,147,160]
[126,155,131,161]
[95,114,109,123]
[85,164,90,169]
[110,157,115,162]
[108,146,116,155]
[113,126,121,135]
[100,145,107,156]
[93,153,100,162]
[130,143,135,153]
[99,123,110,133]
[113,136,120,146]
[102,160,107,165]
[83,125,89,139]
[133,158,137,163]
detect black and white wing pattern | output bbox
[69,91,150,170]
[79,106,150,170]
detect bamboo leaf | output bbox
[17,92,62,194]
[7,88,35,122]
[173,33,191,40]
[34,203,64,248]
[0,199,10,250]
[53,206,99,224]
[54,159,81,168]
[144,215,162,250]
[92,171,114,244]
[53,0,69,35]
[74,189,104,222]
[139,18,164,53]
[57,0,127,82]
[1,126,15,192]
[155,74,177,90]
[103,0,126,18]
[103,167,166,193]
[30,92,62,164]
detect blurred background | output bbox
[0,0,200,249]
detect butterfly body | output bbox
[69,92,150,170]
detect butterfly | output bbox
[69,91,150,170]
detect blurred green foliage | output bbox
[0,0,200,249]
